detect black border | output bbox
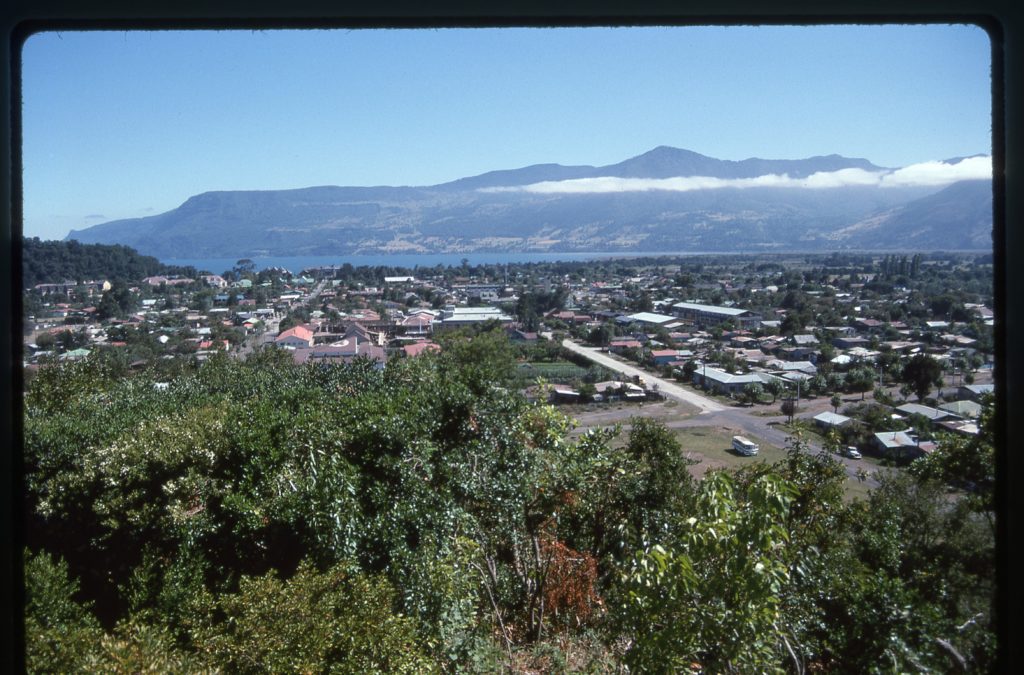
[3,2,1019,672]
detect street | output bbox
[560,339,726,413]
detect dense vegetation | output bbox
[21,237,197,288]
[22,329,996,672]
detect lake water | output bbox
[161,251,711,274]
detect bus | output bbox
[732,435,759,456]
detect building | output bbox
[938,400,983,419]
[275,325,315,348]
[433,306,513,331]
[403,341,441,358]
[873,430,937,461]
[671,302,762,329]
[812,411,853,430]
[691,366,778,396]
[894,403,955,425]
[293,338,387,368]
[619,311,678,328]
[957,384,994,402]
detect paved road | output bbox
[561,339,727,414]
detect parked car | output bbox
[842,446,862,459]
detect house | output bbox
[894,403,954,425]
[853,318,884,331]
[433,306,513,331]
[551,387,582,403]
[593,381,647,401]
[201,275,229,288]
[400,312,435,336]
[873,430,935,461]
[938,400,983,419]
[59,348,91,361]
[767,360,817,375]
[275,325,315,348]
[507,328,539,343]
[831,335,872,350]
[692,366,779,396]
[403,341,441,358]
[937,418,980,437]
[957,384,994,402]
[650,349,683,365]
[608,339,643,353]
[293,338,388,368]
[813,411,853,430]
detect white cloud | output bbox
[879,155,991,187]
[478,156,991,194]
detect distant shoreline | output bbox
[160,249,991,274]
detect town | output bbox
[20,246,998,672]
[23,251,994,475]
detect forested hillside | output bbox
[21,237,196,288]
[22,330,995,671]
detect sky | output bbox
[21,24,992,241]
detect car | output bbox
[842,446,862,459]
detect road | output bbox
[561,338,877,487]
[561,339,726,413]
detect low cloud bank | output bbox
[479,156,991,194]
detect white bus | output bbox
[732,435,759,456]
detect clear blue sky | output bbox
[21,24,992,241]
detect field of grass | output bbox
[672,426,878,502]
[672,426,788,477]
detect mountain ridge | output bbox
[66,146,991,258]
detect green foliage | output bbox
[22,315,996,671]
[742,382,764,405]
[21,236,193,287]
[194,561,435,673]
[901,354,944,402]
[24,550,104,672]
[620,472,796,672]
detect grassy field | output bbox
[673,426,876,502]
[565,404,880,502]
[672,426,788,477]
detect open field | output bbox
[565,399,883,502]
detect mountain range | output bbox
[65,146,993,258]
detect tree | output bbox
[742,382,764,406]
[781,398,797,423]
[765,378,785,404]
[830,393,842,414]
[35,331,55,350]
[586,324,614,347]
[846,367,875,400]
[901,354,943,402]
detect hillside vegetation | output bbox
[21,237,196,288]
[23,331,995,672]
